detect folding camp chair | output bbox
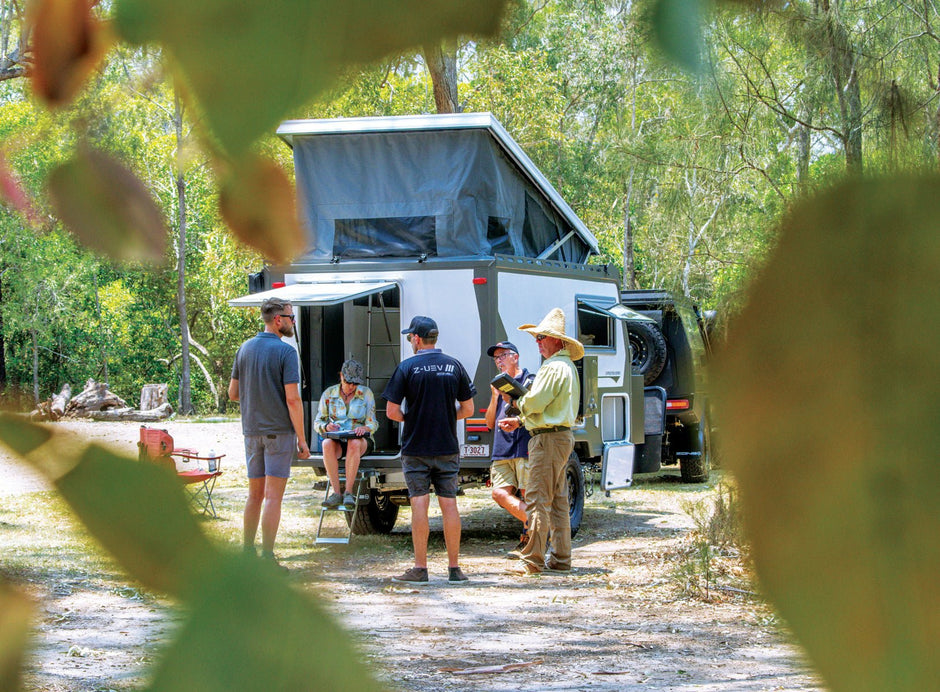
[138,426,225,517]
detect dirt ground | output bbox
[1,420,826,691]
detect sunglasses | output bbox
[278,314,296,322]
[536,334,548,342]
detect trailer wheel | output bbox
[679,419,711,484]
[628,321,668,385]
[566,452,585,538]
[347,490,399,534]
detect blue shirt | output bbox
[383,349,476,456]
[230,332,300,436]
[492,368,534,461]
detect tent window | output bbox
[334,216,437,258]
[487,216,513,255]
[577,299,614,349]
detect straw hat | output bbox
[518,308,584,361]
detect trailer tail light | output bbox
[666,399,690,411]
[472,277,487,285]
[272,281,285,288]
[465,418,489,432]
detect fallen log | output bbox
[50,383,72,420]
[88,403,173,422]
[66,379,127,416]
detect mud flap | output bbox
[601,441,635,490]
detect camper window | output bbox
[334,216,437,258]
[487,217,513,255]
[576,299,614,349]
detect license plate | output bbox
[461,444,489,458]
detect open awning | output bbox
[579,297,656,323]
[228,281,397,308]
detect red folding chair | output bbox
[138,426,225,517]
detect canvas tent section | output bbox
[277,113,599,263]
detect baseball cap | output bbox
[401,316,439,339]
[486,341,519,357]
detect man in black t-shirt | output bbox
[384,316,476,584]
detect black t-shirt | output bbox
[383,349,476,456]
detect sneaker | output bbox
[392,566,429,584]
[322,492,343,508]
[260,551,288,572]
[448,566,468,583]
[342,492,356,508]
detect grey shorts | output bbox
[245,433,295,479]
[402,454,460,498]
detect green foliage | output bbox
[715,175,940,691]
[673,482,746,601]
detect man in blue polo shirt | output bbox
[384,316,476,584]
[484,341,535,556]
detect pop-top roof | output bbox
[277,112,600,262]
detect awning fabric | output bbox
[228,281,396,308]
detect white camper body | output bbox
[230,114,664,535]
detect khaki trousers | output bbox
[520,429,573,570]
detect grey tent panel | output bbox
[277,113,599,263]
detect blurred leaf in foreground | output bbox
[715,176,940,691]
[47,144,168,262]
[650,0,703,73]
[218,156,305,264]
[150,552,377,691]
[0,580,33,692]
[0,413,52,456]
[0,417,378,689]
[56,445,214,597]
[0,153,39,224]
[28,0,112,107]
[112,0,506,158]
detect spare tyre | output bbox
[628,321,668,385]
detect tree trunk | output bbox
[174,87,194,414]
[93,270,108,383]
[0,271,6,396]
[140,383,169,411]
[935,61,940,170]
[622,171,636,289]
[424,42,459,114]
[819,0,863,172]
[30,327,38,404]
[797,112,812,191]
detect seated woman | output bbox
[314,359,379,508]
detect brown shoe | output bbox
[391,566,429,584]
[507,562,541,577]
[505,533,529,559]
[544,557,570,572]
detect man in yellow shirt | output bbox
[499,308,583,576]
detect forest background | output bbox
[1,0,937,414]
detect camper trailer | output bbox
[229,113,665,535]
